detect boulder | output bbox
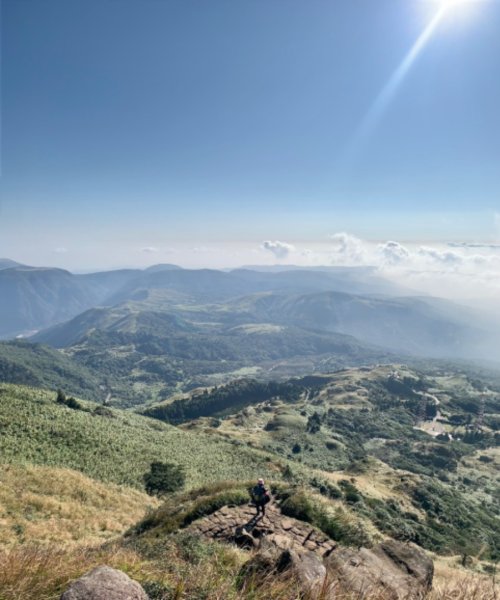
[60,566,148,600]
[379,539,434,591]
[239,536,327,596]
[234,525,257,549]
[276,546,327,595]
[325,540,433,599]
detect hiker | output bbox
[251,478,270,516]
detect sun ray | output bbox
[344,6,448,160]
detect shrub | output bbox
[92,405,114,418]
[479,455,493,463]
[55,389,83,411]
[144,461,185,497]
[280,489,371,548]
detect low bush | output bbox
[279,488,371,548]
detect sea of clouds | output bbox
[261,233,500,312]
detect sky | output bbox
[1,0,500,283]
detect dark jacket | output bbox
[252,483,269,503]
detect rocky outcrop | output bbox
[189,502,434,599]
[325,540,434,599]
[239,535,327,596]
[188,502,337,557]
[60,566,148,600]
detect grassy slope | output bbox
[0,367,498,599]
[0,340,102,401]
[175,365,500,559]
[0,383,279,489]
[0,464,159,548]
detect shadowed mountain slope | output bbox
[0,340,102,400]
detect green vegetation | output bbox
[144,461,186,496]
[0,340,101,400]
[143,379,305,424]
[0,383,278,489]
[278,487,371,548]
[132,482,251,537]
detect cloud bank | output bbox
[261,240,295,260]
[256,233,500,310]
[323,233,500,308]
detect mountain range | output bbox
[0,259,498,407]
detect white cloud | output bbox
[261,240,295,260]
[318,232,500,305]
[417,246,463,266]
[377,240,410,265]
[329,232,367,264]
[141,247,160,253]
[448,242,500,250]
[192,246,216,253]
[53,247,68,254]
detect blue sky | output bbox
[1,0,499,269]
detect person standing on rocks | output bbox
[251,478,270,516]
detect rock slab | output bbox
[326,540,433,599]
[240,536,327,596]
[60,566,148,600]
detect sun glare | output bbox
[436,0,481,11]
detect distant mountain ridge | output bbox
[1,259,495,364]
[0,260,416,339]
[0,258,24,270]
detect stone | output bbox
[239,537,327,596]
[305,541,318,551]
[281,518,294,531]
[277,547,328,595]
[325,540,434,600]
[60,566,148,600]
[262,533,295,551]
[379,539,434,591]
[234,526,257,548]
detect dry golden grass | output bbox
[0,539,497,600]
[0,464,159,548]
[0,543,146,600]
[430,559,499,600]
[0,462,497,599]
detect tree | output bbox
[55,388,82,410]
[56,389,67,404]
[143,461,185,496]
[306,411,322,434]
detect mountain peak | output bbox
[144,263,183,273]
[0,258,24,270]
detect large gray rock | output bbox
[325,540,433,599]
[240,535,327,595]
[276,546,327,595]
[379,539,434,591]
[60,566,148,600]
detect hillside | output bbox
[3,262,493,365]
[0,259,23,270]
[145,364,500,560]
[0,463,158,548]
[31,301,395,406]
[0,267,101,337]
[0,340,102,400]
[0,264,143,338]
[0,383,279,489]
[222,291,484,358]
[0,364,498,599]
